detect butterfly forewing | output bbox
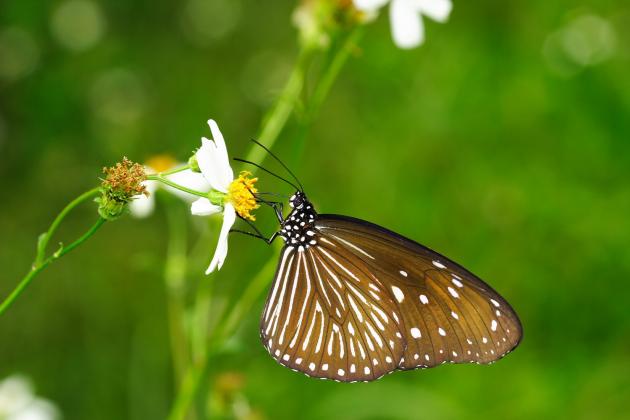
[316,215,522,370]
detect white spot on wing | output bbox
[490,299,500,307]
[448,287,459,298]
[491,320,498,331]
[419,294,429,304]
[410,327,422,338]
[452,278,464,288]
[432,260,446,269]
[438,327,446,336]
[391,286,405,303]
[399,270,408,277]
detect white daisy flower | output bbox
[191,119,260,274]
[354,0,453,49]
[129,155,211,218]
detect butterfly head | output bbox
[289,191,307,209]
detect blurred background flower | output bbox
[0,375,59,420]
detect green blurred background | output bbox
[1,0,629,419]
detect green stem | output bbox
[212,254,279,345]
[305,27,363,123]
[244,46,317,168]
[164,202,190,386]
[0,218,106,316]
[147,175,208,198]
[36,187,100,265]
[158,165,191,176]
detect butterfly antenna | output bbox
[250,139,304,192]
[233,158,300,191]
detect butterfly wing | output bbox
[316,214,523,370]
[260,214,522,382]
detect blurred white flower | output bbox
[0,375,59,420]
[130,155,210,218]
[191,119,259,274]
[354,0,452,49]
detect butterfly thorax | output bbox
[279,192,318,251]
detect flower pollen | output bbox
[227,171,260,221]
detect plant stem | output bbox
[159,165,191,176]
[244,46,316,168]
[164,202,190,386]
[305,27,363,123]
[147,175,208,198]
[36,187,101,265]
[0,217,106,316]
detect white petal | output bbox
[353,0,389,12]
[164,169,211,202]
[207,119,233,183]
[129,180,158,218]
[416,0,452,22]
[206,203,236,274]
[196,139,229,193]
[390,0,425,49]
[196,120,234,192]
[191,198,222,216]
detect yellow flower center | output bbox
[227,171,260,221]
[146,154,177,173]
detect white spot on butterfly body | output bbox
[391,286,405,302]
[410,327,422,338]
[399,270,408,277]
[432,261,446,269]
[438,327,446,336]
[419,294,429,304]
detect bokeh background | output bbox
[1,0,629,419]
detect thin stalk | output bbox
[0,218,106,316]
[243,46,317,168]
[147,175,208,198]
[158,165,191,176]
[164,202,190,386]
[304,27,363,123]
[36,187,101,265]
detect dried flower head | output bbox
[97,157,147,220]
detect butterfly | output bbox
[236,145,523,383]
